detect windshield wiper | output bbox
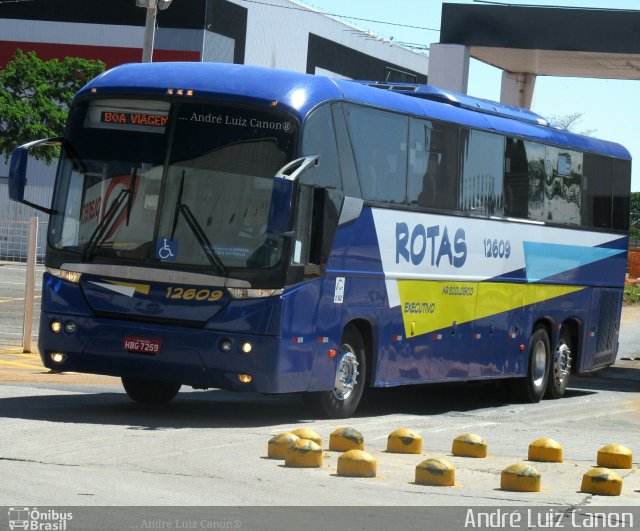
[171,171,227,275]
[81,165,139,262]
[176,203,227,275]
[81,187,129,261]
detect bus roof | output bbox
[78,62,630,160]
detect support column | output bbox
[500,71,537,109]
[427,43,470,92]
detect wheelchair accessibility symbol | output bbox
[156,237,178,261]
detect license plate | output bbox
[123,336,162,355]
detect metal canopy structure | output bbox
[439,3,640,80]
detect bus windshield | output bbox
[49,98,298,272]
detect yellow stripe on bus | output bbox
[397,280,585,338]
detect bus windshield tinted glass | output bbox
[50,99,297,271]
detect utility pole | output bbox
[136,0,173,63]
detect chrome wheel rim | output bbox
[532,340,547,388]
[333,348,359,400]
[554,342,571,384]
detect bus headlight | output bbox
[46,267,82,283]
[228,288,282,299]
[50,320,62,334]
[240,341,253,354]
[63,321,77,334]
[50,352,67,364]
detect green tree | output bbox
[0,49,105,163]
[547,112,596,137]
[630,192,640,227]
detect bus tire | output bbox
[304,324,366,419]
[510,325,550,403]
[546,327,572,399]
[121,377,181,404]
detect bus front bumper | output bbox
[38,312,312,394]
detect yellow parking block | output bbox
[337,450,377,478]
[290,428,322,447]
[284,439,323,468]
[267,432,300,460]
[581,467,623,496]
[501,463,541,492]
[452,433,488,458]
[415,458,455,486]
[329,427,364,452]
[387,428,423,454]
[597,445,633,469]
[528,438,563,463]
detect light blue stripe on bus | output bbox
[523,241,625,282]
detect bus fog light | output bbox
[220,339,233,352]
[240,341,253,354]
[63,320,77,334]
[50,320,62,334]
[50,352,67,364]
[237,373,252,383]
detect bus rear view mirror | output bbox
[9,137,62,214]
[8,147,28,202]
[267,155,319,235]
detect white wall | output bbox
[233,0,428,75]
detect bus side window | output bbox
[504,138,529,219]
[543,146,582,225]
[612,158,631,231]
[459,129,504,216]
[524,141,547,223]
[408,118,458,211]
[331,103,361,198]
[344,104,408,205]
[582,153,613,229]
[301,104,342,190]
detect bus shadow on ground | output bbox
[0,379,596,429]
[355,381,595,417]
[570,363,640,394]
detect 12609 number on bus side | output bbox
[483,239,511,259]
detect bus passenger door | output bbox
[470,283,525,378]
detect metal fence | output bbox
[0,218,48,261]
[0,218,47,349]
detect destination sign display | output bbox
[85,99,171,133]
[100,111,168,128]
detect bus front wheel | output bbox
[304,325,366,419]
[121,377,181,404]
[510,325,550,403]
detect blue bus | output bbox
[9,62,631,418]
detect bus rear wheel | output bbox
[304,325,366,419]
[510,325,550,403]
[121,377,181,404]
[546,327,572,399]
